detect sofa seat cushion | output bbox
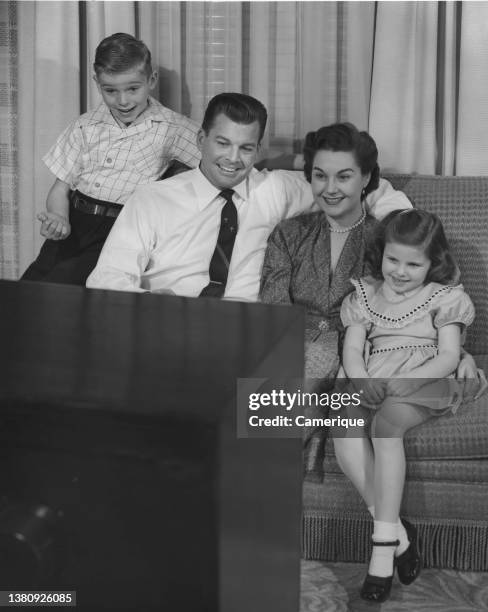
[323,454,488,483]
[304,476,488,523]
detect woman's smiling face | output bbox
[311,149,370,227]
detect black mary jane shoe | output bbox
[396,518,422,585]
[360,539,399,603]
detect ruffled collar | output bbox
[351,277,461,328]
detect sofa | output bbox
[302,174,488,571]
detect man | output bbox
[86,92,409,300]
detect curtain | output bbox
[369,2,439,174]
[369,0,488,176]
[17,0,80,277]
[0,1,17,279]
[456,1,488,174]
[5,0,488,278]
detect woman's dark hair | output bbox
[201,93,268,142]
[303,122,379,195]
[367,209,457,285]
[94,33,152,78]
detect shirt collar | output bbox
[193,167,254,211]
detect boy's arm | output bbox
[38,179,71,240]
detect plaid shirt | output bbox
[43,97,201,204]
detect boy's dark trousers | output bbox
[21,191,122,286]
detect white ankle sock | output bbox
[369,520,398,577]
[396,519,409,556]
[369,511,409,556]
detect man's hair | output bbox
[303,122,379,195]
[367,208,458,284]
[94,33,152,78]
[201,93,268,142]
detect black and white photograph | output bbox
[1,1,487,610]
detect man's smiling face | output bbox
[197,113,261,189]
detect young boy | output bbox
[21,33,201,285]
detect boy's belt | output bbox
[70,191,123,218]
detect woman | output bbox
[259,123,396,472]
[260,122,407,380]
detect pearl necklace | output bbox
[328,206,366,234]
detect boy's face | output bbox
[197,113,261,190]
[95,64,157,126]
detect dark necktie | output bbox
[199,189,238,298]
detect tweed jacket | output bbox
[259,211,377,335]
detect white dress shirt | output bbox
[86,168,411,301]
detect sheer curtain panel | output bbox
[0,1,17,279]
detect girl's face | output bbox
[382,241,431,295]
[311,150,370,226]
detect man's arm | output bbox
[86,189,153,292]
[259,151,412,221]
[365,178,412,219]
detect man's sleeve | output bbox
[86,189,154,292]
[365,178,412,219]
[272,170,317,218]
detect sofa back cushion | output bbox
[383,174,488,356]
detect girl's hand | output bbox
[457,352,477,379]
[456,353,488,401]
[359,378,387,407]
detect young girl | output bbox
[335,208,476,603]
